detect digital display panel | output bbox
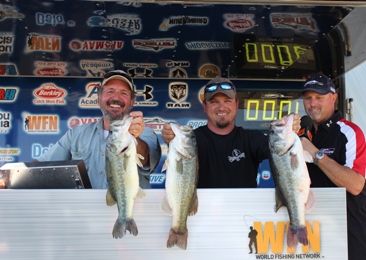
[233,35,318,78]
[235,91,307,131]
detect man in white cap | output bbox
[34,70,161,189]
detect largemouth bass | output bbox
[106,117,146,239]
[268,113,316,248]
[161,123,199,250]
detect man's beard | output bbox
[101,100,130,121]
[215,120,230,128]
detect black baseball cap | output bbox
[204,77,236,101]
[301,74,336,95]
[101,70,134,91]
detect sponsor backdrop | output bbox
[0,76,305,188]
[0,1,326,187]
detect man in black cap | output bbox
[300,73,366,260]
[162,76,300,188]
[34,70,161,189]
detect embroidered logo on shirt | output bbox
[228,149,245,162]
[321,148,334,155]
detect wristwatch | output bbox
[314,150,324,165]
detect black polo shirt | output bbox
[307,110,366,259]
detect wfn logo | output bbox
[254,221,320,254]
[24,114,59,134]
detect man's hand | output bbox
[292,113,301,133]
[0,179,5,189]
[129,111,145,138]
[162,123,175,144]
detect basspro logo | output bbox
[246,220,322,258]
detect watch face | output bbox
[316,151,324,159]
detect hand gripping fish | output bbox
[268,113,316,248]
[161,122,199,250]
[106,117,146,239]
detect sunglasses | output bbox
[104,70,134,85]
[204,82,235,93]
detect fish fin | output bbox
[136,187,146,198]
[160,194,172,216]
[106,189,116,206]
[112,218,138,239]
[303,150,313,163]
[167,228,188,250]
[161,159,169,172]
[287,225,308,248]
[305,189,316,212]
[274,188,286,212]
[135,153,144,168]
[188,191,199,216]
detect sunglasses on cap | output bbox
[104,70,134,84]
[204,82,235,93]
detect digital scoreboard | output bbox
[235,91,307,131]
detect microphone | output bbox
[298,115,313,140]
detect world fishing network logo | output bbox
[243,216,323,259]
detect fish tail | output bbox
[287,225,308,248]
[112,218,138,239]
[167,228,188,250]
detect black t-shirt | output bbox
[194,125,269,188]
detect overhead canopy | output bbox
[0,0,365,80]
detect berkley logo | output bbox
[33,84,66,99]
[224,19,255,32]
[34,67,67,76]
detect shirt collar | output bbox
[317,110,342,132]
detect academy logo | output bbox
[23,112,60,134]
[0,110,11,133]
[80,60,113,77]
[33,83,67,105]
[26,33,61,52]
[133,38,176,52]
[69,40,123,51]
[166,82,191,109]
[0,87,19,102]
[78,82,100,109]
[223,13,255,32]
[270,13,318,31]
[0,32,15,55]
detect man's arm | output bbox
[301,137,365,195]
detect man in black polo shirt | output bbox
[300,73,366,260]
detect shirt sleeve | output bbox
[37,129,73,161]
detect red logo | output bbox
[34,67,67,76]
[224,19,254,32]
[33,84,66,99]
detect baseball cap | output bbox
[204,77,237,101]
[101,70,134,91]
[301,74,336,95]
